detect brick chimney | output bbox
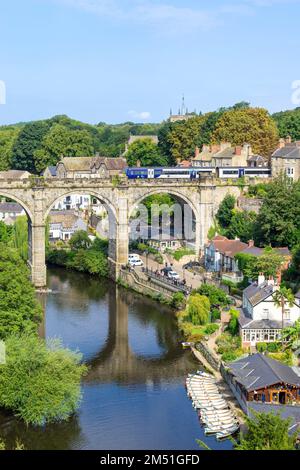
[202,144,210,152]
[258,273,265,286]
[136,159,141,168]
[248,239,254,247]
[278,138,285,149]
[235,146,242,156]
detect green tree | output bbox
[0,245,42,339]
[126,138,168,167]
[0,220,12,243]
[11,121,51,173]
[273,286,295,346]
[164,116,204,162]
[0,127,20,171]
[228,308,240,336]
[0,334,87,425]
[34,124,94,173]
[212,107,279,158]
[282,319,300,350]
[11,216,28,261]
[69,230,92,251]
[187,294,210,325]
[273,107,300,140]
[254,176,300,248]
[226,210,256,242]
[235,411,297,450]
[195,284,230,307]
[216,194,236,229]
[235,248,285,280]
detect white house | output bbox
[0,202,26,224]
[49,211,87,242]
[239,274,300,348]
[205,235,248,274]
[53,194,91,211]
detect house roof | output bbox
[227,353,300,391]
[209,235,248,259]
[239,311,293,330]
[243,281,274,307]
[49,210,82,230]
[0,202,24,214]
[44,166,57,177]
[272,143,300,159]
[58,157,95,171]
[91,157,127,171]
[0,170,31,179]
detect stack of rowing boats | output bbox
[186,371,239,440]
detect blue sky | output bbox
[0,0,300,125]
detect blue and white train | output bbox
[125,166,271,180]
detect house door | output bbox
[279,392,286,405]
[250,333,256,347]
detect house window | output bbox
[262,308,269,320]
[286,168,294,178]
[284,309,291,320]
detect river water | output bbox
[0,267,232,450]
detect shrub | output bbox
[170,292,186,310]
[202,323,219,335]
[69,230,92,251]
[195,284,230,308]
[0,334,87,426]
[257,342,268,353]
[211,307,221,321]
[227,308,240,336]
[267,342,280,353]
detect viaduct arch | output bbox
[0,176,242,287]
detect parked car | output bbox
[128,258,144,267]
[183,261,201,270]
[161,267,180,280]
[167,270,180,281]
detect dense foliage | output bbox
[187,294,210,325]
[253,176,300,248]
[216,194,236,229]
[194,284,230,308]
[0,334,87,425]
[235,248,285,280]
[212,107,278,158]
[47,237,109,278]
[126,138,168,167]
[3,104,300,174]
[235,411,297,450]
[272,107,300,140]
[0,245,42,339]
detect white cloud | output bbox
[128,110,151,120]
[51,0,300,34]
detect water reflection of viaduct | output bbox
[85,289,197,384]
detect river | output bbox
[0,267,232,450]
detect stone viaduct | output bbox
[0,175,242,287]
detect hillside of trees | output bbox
[1,104,300,173]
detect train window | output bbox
[222,170,239,175]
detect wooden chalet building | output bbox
[223,354,300,413]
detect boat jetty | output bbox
[186,371,239,440]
